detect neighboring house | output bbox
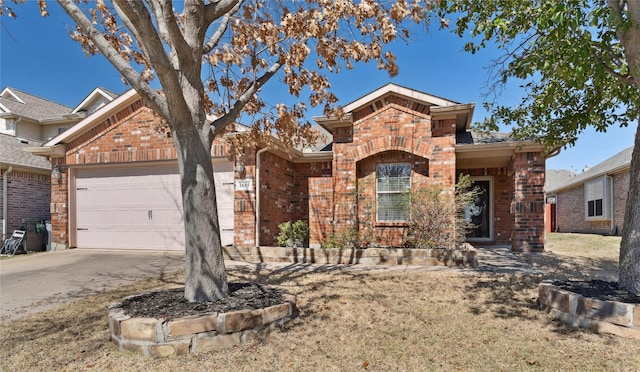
[0,86,117,141]
[544,169,575,233]
[0,134,51,251]
[546,146,633,235]
[0,87,118,251]
[33,84,548,253]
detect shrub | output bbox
[406,174,480,249]
[277,220,309,248]
[321,226,380,249]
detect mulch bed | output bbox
[121,283,285,320]
[552,279,640,304]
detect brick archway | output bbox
[353,137,433,163]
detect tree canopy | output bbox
[435,0,640,294]
[435,0,639,149]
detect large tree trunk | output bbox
[174,124,229,302]
[619,120,640,295]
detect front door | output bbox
[466,177,493,241]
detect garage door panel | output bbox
[213,161,234,246]
[75,162,234,250]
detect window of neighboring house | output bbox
[584,176,611,220]
[58,127,68,134]
[376,163,411,222]
[0,119,16,136]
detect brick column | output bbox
[234,147,256,248]
[511,152,545,252]
[50,158,69,249]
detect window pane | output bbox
[377,193,410,221]
[376,163,411,221]
[595,199,603,216]
[588,200,595,217]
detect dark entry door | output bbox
[467,180,491,239]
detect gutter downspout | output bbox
[254,148,269,247]
[608,175,615,235]
[3,166,13,241]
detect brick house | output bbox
[1,87,116,250]
[34,84,548,253]
[545,146,633,235]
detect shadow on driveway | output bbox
[0,249,185,321]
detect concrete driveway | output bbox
[0,249,185,322]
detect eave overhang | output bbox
[455,140,545,169]
[23,144,67,158]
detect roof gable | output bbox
[314,83,475,132]
[342,83,459,114]
[72,87,119,114]
[0,87,73,121]
[44,89,139,147]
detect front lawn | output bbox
[0,233,637,371]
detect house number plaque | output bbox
[235,179,253,191]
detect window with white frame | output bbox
[376,163,411,222]
[584,176,611,220]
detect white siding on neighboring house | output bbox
[83,98,109,114]
[43,125,69,141]
[16,121,41,141]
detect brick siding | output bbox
[258,152,296,246]
[612,171,629,234]
[331,103,457,248]
[1,169,51,251]
[511,152,545,252]
[555,169,629,235]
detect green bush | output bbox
[277,220,309,248]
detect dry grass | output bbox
[521,232,622,281]
[1,233,638,371]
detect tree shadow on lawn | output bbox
[226,262,374,322]
[464,251,620,335]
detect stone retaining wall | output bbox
[223,246,478,267]
[109,290,297,357]
[539,281,640,339]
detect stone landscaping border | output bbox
[538,281,640,340]
[109,290,297,357]
[224,246,478,267]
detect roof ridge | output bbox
[2,86,73,110]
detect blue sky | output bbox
[1,2,636,171]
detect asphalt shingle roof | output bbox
[456,130,517,145]
[0,133,51,170]
[547,146,634,193]
[545,169,574,191]
[0,87,72,121]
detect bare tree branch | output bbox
[203,0,243,54]
[204,0,242,26]
[57,0,168,117]
[115,2,151,63]
[113,1,194,122]
[145,0,178,70]
[210,61,282,137]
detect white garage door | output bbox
[75,162,234,250]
